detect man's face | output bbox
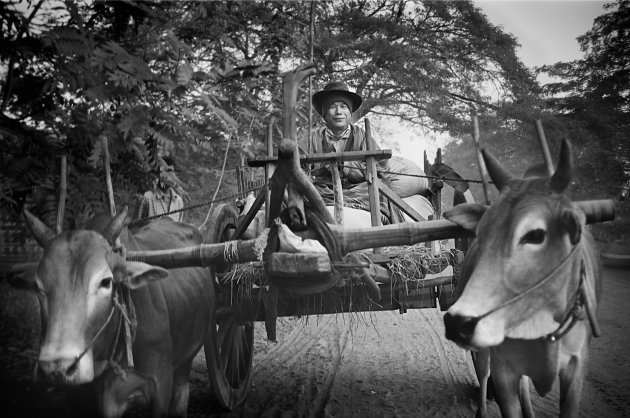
[157,164,175,190]
[323,96,352,133]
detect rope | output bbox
[134,162,488,224]
[337,164,493,184]
[130,184,265,224]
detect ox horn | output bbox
[102,206,129,246]
[481,149,514,191]
[550,139,574,194]
[23,209,56,248]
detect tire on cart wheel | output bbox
[203,203,254,410]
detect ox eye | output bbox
[99,277,113,290]
[519,229,546,244]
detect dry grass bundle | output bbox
[384,244,456,285]
[216,244,463,317]
[218,261,267,303]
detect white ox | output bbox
[443,139,601,418]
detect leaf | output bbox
[177,61,194,86]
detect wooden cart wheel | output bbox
[203,203,254,410]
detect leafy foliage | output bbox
[536,0,628,197]
[0,0,548,226]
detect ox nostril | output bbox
[65,359,79,378]
[34,362,48,383]
[37,358,79,383]
[444,312,480,345]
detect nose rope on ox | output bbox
[67,281,136,376]
[473,242,600,342]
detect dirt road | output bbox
[1,266,628,417]
[188,265,630,418]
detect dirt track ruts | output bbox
[187,264,630,418]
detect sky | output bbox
[385,0,609,160]
[475,0,608,68]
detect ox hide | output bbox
[24,209,213,418]
[442,139,602,418]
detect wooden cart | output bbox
[125,64,616,410]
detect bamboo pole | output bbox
[125,198,614,271]
[364,118,382,253]
[471,112,490,205]
[101,135,116,217]
[307,1,315,156]
[14,198,615,274]
[55,155,67,234]
[535,119,554,176]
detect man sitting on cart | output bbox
[300,81,387,187]
[299,81,425,224]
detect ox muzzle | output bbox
[443,312,480,348]
[36,348,94,386]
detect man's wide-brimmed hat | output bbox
[312,81,362,115]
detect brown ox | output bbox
[443,140,601,418]
[23,208,213,417]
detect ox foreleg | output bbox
[168,360,194,417]
[519,376,534,418]
[558,352,588,418]
[472,349,490,418]
[490,351,523,418]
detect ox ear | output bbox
[23,209,56,248]
[102,206,129,246]
[561,207,586,245]
[482,149,514,191]
[121,261,169,289]
[550,139,574,194]
[443,203,488,231]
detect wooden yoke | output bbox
[281,62,317,141]
[270,139,335,228]
[271,62,334,228]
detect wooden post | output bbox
[364,118,382,253]
[471,112,490,205]
[330,163,344,225]
[434,148,443,219]
[265,119,275,225]
[431,149,444,255]
[56,155,67,234]
[535,119,554,176]
[101,135,116,217]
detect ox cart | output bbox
[123,64,616,411]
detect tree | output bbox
[311,1,540,134]
[0,0,544,225]
[537,0,628,196]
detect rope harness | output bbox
[134,165,486,224]
[67,280,136,376]
[474,242,600,342]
